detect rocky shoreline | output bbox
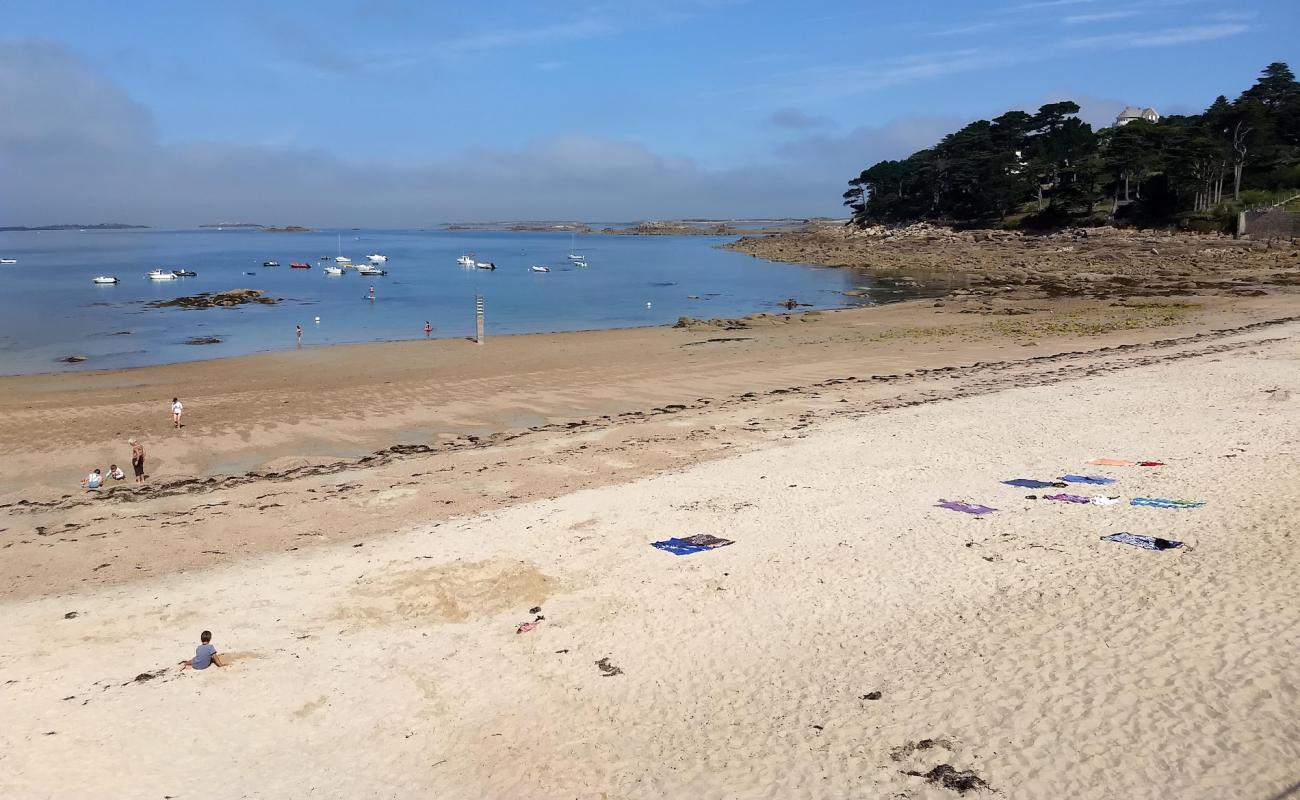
[725,221,1300,306]
[148,289,280,309]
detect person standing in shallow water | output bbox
[296,324,302,345]
[171,397,183,429]
[423,321,432,338]
[130,438,145,483]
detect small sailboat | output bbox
[456,254,475,267]
[324,265,345,276]
[531,265,551,273]
[290,262,311,269]
[263,260,279,267]
[333,234,352,264]
[567,230,583,261]
[172,269,197,277]
[147,269,177,281]
[366,254,388,263]
[92,276,119,284]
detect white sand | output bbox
[2,328,1298,799]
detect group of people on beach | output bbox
[80,400,177,490]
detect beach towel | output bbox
[1131,497,1205,510]
[1060,474,1117,485]
[1101,532,1183,551]
[1090,496,1121,506]
[1089,458,1135,466]
[937,500,996,515]
[1043,493,1092,504]
[1002,478,1056,489]
[651,534,735,556]
[1138,461,1166,467]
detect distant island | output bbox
[0,223,149,232]
[199,223,313,232]
[442,219,825,236]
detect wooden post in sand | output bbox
[475,294,485,345]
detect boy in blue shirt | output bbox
[180,630,225,670]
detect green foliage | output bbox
[845,62,1300,229]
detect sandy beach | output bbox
[2,288,1298,798]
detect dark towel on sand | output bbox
[652,534,735,556]
[1003,478,1056,489]
[1102,532,1183,551]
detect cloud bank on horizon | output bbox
[0,0,1288,227]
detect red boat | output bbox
[289,262,311,269]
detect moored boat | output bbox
[147,269,177,281]
[324,266,345,276]
[366,254,388,263]
[172,269,197,277]
[263,260,279,267]
[476,262,496,270]
[290,262,311,269]
[357,264,387,276]
[530,265,551,273]
[92,275,119,284]
[0,258,16,264]
[456,254,475,266]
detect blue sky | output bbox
[1,0,1295,225]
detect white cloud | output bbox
[1064,22,1248,48]
[1063,10,1143,24]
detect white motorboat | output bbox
[263,260,279,267]
[0,258,16,264]
[357,264,387,276]
[92,276,119,284]
[476,262,496,270]
[147,269,177,281]
[366,254,388,263]
[475,261,493,269]
[335,256,352,264]
[572,259,589,268]
[324,265,345,276]
[530,265,551,273]
[456,254,475,267]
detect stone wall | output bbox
[1241,209,1300,240]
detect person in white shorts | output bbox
[171,397,183,429]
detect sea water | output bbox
[0,228,948,374]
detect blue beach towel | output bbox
[1102,532,1184,551]
[1131,497,1205,509]
[1060,475,1117,485]
[1002,478,1056,489]
[651,534,735,556]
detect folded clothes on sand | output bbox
[937,500,996,515]
[1002,478,1056,489]
[1060,474,1117,485]
[1091,496,1121,506]
[1043,493,1092,504]
[1102,532,1184,551]
[651,534,735,556]
[1131,497,1205,509]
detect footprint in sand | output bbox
[359,487,418,509]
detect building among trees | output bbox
[1114,106,1161,127]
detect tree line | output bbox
[843,63,1300,230]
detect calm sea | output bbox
[0,228,944,375]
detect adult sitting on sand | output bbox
[81,468,103,490]
[130,438,145,483]
[179,630,225,670]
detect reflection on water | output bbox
[0,228,946,375]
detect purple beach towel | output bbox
[937,500,997,515]
[1043,493,1092,504]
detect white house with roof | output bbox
[1114,106,1160,127]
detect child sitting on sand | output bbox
[81,469,103,490]
[109,464,125,480]
[179,630,225,670]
